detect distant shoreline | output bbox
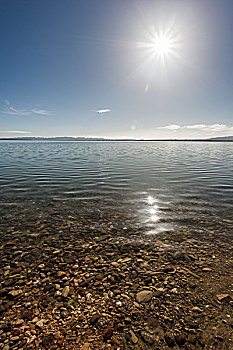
[0,138,233,142]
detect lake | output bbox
[0,141,232,238]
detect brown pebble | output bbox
[103,327,114,340]
[90,313,100,325]
[175,334,186,346]
[165,333,175,347]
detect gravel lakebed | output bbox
[0,208,233,349]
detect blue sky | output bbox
[0,0,233,139]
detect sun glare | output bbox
[138,27,181,66]
[152,32,172,57]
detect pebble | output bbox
[136,290,153,303]
[57,271,66,278]
[216,294,230,301]
[103,327,114,340]
[141,330,155,344]
[2,346,10,350]
[90,314,100,325]
[61,285,69,298]
[164,333,175,347]
[15,319,24,326]
[8,289,23,298]
[116,300,122,307]
[11,336,19,341]
[129,330,138,344]
[175,334,186,346]
[35,320,44,329]
[0,212,232,349]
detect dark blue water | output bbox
[0,141,232,235]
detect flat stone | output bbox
[57,271,66,278]
[136,290,153,303]
[141,330,155,344]
[38,264,45,269]
[129,330,138,344]
[35,319,44,328]
[61,285,69,298]
[11,336,19,341]
[202,268,212,272]
[8,289,23,298]
[15,319,24,326]
[216,294,230,301]
[111,262,119,267]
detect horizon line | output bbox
[0,135,232,142]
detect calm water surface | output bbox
[0,141,232,235]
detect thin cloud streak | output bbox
[31,109,54,115]
[158,123,233,132]
[94,108,111,115]
[158,124,181,130]
[0,130,31,134]
[1,101,54,116]
[3,106,31,116]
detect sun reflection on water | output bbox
[151,214,159,222]
[147,195,160,222]
[142,194,171,234]
[149,207,157,215]
[147,195,155,205]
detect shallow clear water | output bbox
[0,141,232,235]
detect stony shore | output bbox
[0,212,233,349]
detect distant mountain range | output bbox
[208,136,233,141]
[0,136,233,141]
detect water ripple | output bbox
[0,141,232,233]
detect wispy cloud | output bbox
[0,130,31,134]
[158,123,233,132]
[1,100,54,116]
[31,109,54,115]
[4,99,10,106]
[94,108,111,115]
[3,106,31,116]
[158,124,181,130]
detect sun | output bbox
[137,27,181,65]
[148,29,179,62]
[152,32,172,57]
